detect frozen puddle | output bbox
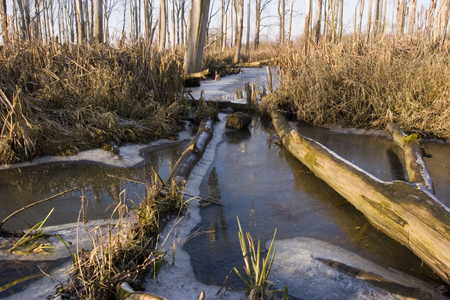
[144,113,245,300]
[270,237,445,300]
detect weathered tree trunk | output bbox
[166,117,214,185]
[184,0,211,74]
[171,0,176,50]
[408,0,417,34]
[338,0,343,41]
[246,0,250,51]
[254,0,261,49]
[233,0,244,63]
[0,0,8,43]
[278,0,285,44]
[222,12,227,50]
[386,123,434,194]
[358,0,364,39]
[313,0,322,44]
[93,0,103,43]
[303,0,312,52]
[75,0,86,44]
[159,0,167,50]
[367,0,373,42]
[270,110,450,286]
[287,0,293,44]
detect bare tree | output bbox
[93,0,103,43]
[246,0,250,51]
[287,0,293,44]
[278,0,286,44]
[185,0,211,74]
[304,0,312,51]
[159,0,167,50]
[0,0,8,43]
[408,0,417,34]
[254,0,271,49]
[313,0,322,44]
[75,0,86,43]
[234,0,243,63]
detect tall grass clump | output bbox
[0,42,186,164]
[234,217,288,300]
[262,38,450,139]
[57,174,187,299]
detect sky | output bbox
[3,0,436,44]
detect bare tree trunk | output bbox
[159,0,167,50]
[234,0,243,63]
[278,0,285,44]
[171,0,176,50]
[246,0,250,51]
[220,0,224,48]
[426,0,437,38]
[230,0,233,46]
[338,0,343,41]
[367,0,373,42]
[0,0,8,43]
[84,0,90,42]
[181,0,185,46]
[303,0,312,52]
[358,0,364,39]
[90,0,94,42]
[75,0,86,43]
[408,0,417,34]
[93,0,103,43]
[287,0,293,44]
[313,0,322,44]
[438,0,450,45]
[254,0,260,48]
[222,12,227,50]
[185,0,211,74]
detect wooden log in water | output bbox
[185,98,255,112]
[165,117,214,185]
[386,122,435,194]
[270,110,450,285]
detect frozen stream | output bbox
[1,68,450,299]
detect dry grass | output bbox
[0,42,186,164]
[57,174,187,300]
[261,37,450,139]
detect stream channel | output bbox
[1,68,450,299]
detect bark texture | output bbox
[270,110,450,285]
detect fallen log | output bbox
[166,117,214,185]
[185,97,254,112]
[386,123,435,194]
[270,110,450,285]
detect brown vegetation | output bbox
[0,42,185,165]
[262,38,450,139]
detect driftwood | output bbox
[386,122,435,194]
[185,98,254,112]
[185,69,210,79]
[166,117,214,185]
[315,258,432,299]
[270,110,450,285]
[116,282,167,300]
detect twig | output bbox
[107,173,149,185]
[0,187,78,229]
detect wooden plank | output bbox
[270,110,450,285]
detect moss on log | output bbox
[270,110,450,285]
[386,122,435,194]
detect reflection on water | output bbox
[184,117,448,293]
[0,257,68,298]
[0,141,190,231]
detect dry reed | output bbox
[0,42,186,164]
[262,38,450,139]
